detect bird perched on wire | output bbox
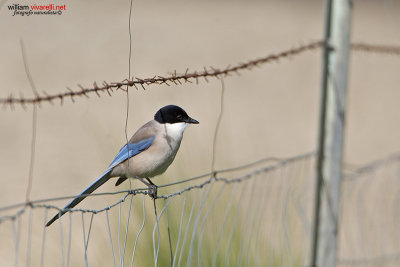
[46,105,199,227]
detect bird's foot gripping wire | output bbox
[146,177,158,199]
[137,177,158,199]
[148,183,158,199]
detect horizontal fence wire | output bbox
[0,40,322,109]
[0,152,315,223]
[1,41,399,109]
[0,151,400,266]
[338,152,400,267]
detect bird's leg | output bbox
[136,177,158,199]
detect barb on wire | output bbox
[0,41,323,109]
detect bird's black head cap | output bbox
[154,105,199,124]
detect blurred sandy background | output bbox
[1,0,400,265]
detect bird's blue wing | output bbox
[106,136,155,171]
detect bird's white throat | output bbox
[164,122,187,139]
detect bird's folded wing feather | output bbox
[106,136,156,171]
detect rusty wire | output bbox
[0,41,323,109]
[351,42,400,55]
[1,40,400,109]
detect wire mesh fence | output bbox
[1,152,400,266]
[1,152,316,266]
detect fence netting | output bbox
[1,152,399,266]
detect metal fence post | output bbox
[311,0,353,267]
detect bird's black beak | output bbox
[187,117,199,124]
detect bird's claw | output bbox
[148,184,158,199]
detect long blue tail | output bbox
[45,170,111,227]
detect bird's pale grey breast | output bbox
[111,120,184,178]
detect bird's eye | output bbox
[177,114,183,119]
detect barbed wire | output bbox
[351,42,400,55]
[0,40,323,109]
[0,41,398,109]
